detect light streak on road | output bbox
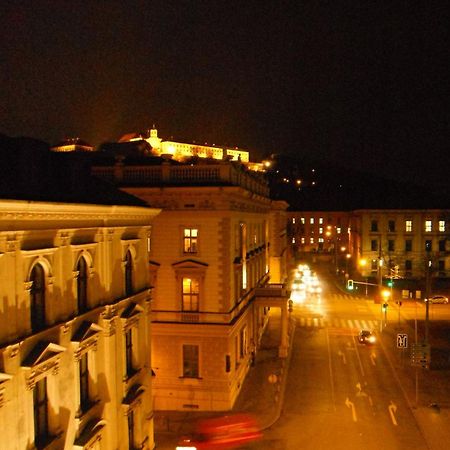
[370,352,377,366]
[388,400,398,426]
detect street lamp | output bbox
[359,258,368,296]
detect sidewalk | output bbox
[153,313,295,449]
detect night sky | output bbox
[1,1,449,189]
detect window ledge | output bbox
[123,367,141,383]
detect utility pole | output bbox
[424,255,432,344]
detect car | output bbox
[357,330,376,344]
[429,295,449,304]
[176,413,262,450]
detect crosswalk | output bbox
[296,316,380,333]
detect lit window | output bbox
[301,238,305,244]
[336,227,341,234]
[182,277,199,311]
[425,240,432,252]
[301,217,305,224]
[405,220,412,232]
[147,233,151,253]
[319,227,323,234]
[425,221,432,232]
[319,217,323,224]
[292,218,296,224]
[310,218,314,225]
[318,237,324,243]
[183,228,198,253]
[291,237,296,243]
[183,344,199,378]
[310,238,314,244]
[439,220,445,232]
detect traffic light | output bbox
[382,303,388,311]
[347,279,354,290]
[387,280,393,287]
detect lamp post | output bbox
[359,258,368,296]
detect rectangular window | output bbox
[425,240,432,252]
[33,378,49,447]
[405,240,412,252]
[183,228,198,253]
[371,239,378,251]
[388,240,395,251]
[128,410,135,450]
[125,328,134,376]
[183,344,199,378]
[388,220,395,232]
[438,260,445,275]
[301,237,305,244]
[319,227,323,234]
[79,353,89,412]
[240,328,247,358]
[439,239,446,252]
[405,220,412,232]
[291,237,296,244]
[371,260,378,272]
[319,217,323,224]
[425,220,432,232]
[300,217,305,224]
[405,260,412,271]
[336,227,341,234]
[182,277,200,311]
[310,217,314,225]
[318,237,324,243]
[371,220,378,232]
[310,237,314,244]
[439,220,445,232]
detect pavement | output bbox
[153,311,295,449]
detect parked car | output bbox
[429,295,449,304]
[357,330,376,344]
[176,413,262,450]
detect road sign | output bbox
[410,343,430,368]
[397,333,408,348]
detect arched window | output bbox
[77,257,88,313]
[30,264,46,333]
[125,251,133,297]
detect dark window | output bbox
[439,239,446,252]
[77,257,88,313]
[388,240,395,251]
[125,251,133,297]
[405,260,412,271]
[425,240,432,252]
[33,378,49,447]
[79,353,89,412]
[125,328,134,377]
[128,410,135,450]
[388,220,396,232]
[371,220,378,232]
[183,344,199,378]
[438,260,445,276]
[30,264,46,333]
[371,260,378,272]
[371,239,378,251]
[405,240,412,252]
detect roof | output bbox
[0,134,147,206]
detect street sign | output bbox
[397,333,408,348]
[410,343,430,368]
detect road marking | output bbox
[345,397,357,422]
[370,352,377,366]
[388,401,398,426]
[338,350,347,364]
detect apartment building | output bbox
[92,151,290,411]
[351,209,450,280]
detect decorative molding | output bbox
[5,343,21,359]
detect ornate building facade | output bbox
[92,154,290,411]
[0,200,160,449]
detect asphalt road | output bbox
[257,266,440,449]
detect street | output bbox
[257,264,450,449]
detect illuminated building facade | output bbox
[92,154,290,411]
[0,135,161,449]
[351,209,450,280]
